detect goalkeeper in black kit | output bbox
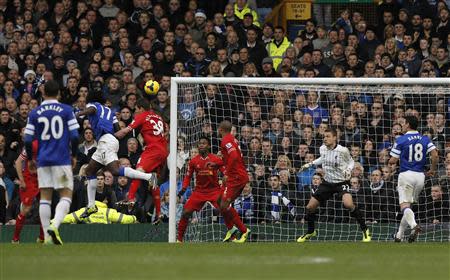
[297,128,371,242]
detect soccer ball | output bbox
[144,80,160,95]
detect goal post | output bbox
[168,77,450,243]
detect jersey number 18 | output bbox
[408,143,423,162]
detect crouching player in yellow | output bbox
[60,201,138,224]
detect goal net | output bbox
[168,78,450,242]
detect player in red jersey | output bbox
[177,136,229,242]
[115,98,168,223]
[217,120,251,243]
[12,140,44,243]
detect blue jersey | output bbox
[24,100,80,167]
[301,106,329,127]
[390,131,436,173]
[86,102,118,141]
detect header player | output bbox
[115,98,169,222]
[297,127,371,243]
[389,115,438,242]
[77,92,155,219]
[24,80,79,245]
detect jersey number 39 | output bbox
[150,119,164,136]
[38,116,63,140]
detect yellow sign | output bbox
[285,1,311,20]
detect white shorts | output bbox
[37,165,74,190]
[91,134,119,166]
[397,170,425,204]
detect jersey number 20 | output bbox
[408,143,423,162]
[38,116,63,140]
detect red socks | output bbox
[152,186,161,217]
[222,207,247,233]
[13,213,25,241]
[129,181,160,218]
[177,217,189,241]
[13,213,45,242]
[127,179,140,201]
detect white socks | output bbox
[39,200,52,240]
[87,178,97,208]
[396,218,408,239]
[397,208,417,239]
[403,208,417,229]
[53,198,71,229]
[124,167,153,181]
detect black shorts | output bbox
[312,180,351,203]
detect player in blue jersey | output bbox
[77,91,155,218]
[24,80,80,245]
[389,115,439,243]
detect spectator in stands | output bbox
[114,176,130,203]
[365,169,396,223]
[234,181,255,224]
[266,26,291,70]
[426,184,449,224]
[301,91,329,127]
[269,174,296,223]
[95,171,117,209]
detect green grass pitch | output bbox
[1,243,448,280]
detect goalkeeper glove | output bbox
[300,163,312,172]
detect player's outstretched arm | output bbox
[114,127,132,139]
[300,155,324,172]
[76,106,96,117]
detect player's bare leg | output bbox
[219,196,250,243]
[342,193,371,242]
[297,197,320,242]
[177,209,194,242]
[81,159,104,218]
[397,202,421,243]
[47,188,72,245]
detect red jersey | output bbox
[182,154,224,193]
[128,110,168,152]
[220,133,249,186]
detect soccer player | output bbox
[176,136,226,242]
[12,140,44,243]
[115,98,168,222]
[297,127,371,242]
[389,115,438,242]
[77,92,155,218]
[217,120,251,243]
[24,80,80,245]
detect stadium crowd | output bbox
[0,0,449,231]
